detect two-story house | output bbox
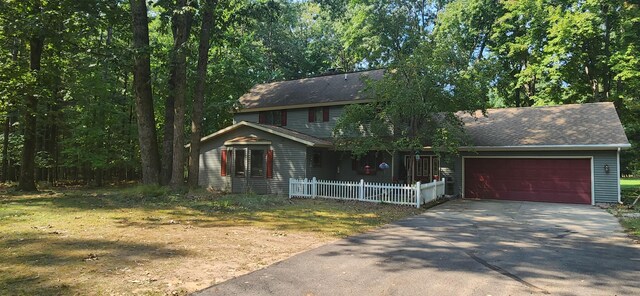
[196,69,631,205]
[196,70,402,195]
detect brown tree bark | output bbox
[130,0,161,184]
[169,0,194,188]
[18,34,44,191]
[188,0,218,188]
[161,17,177,185]
[160,76,175,185]
[602,2,611,100]
[1,113,9,183]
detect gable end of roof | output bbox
[195,121,333,148]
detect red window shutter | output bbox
[308,108,315,122]
[259,112,266,124]
[266,150,274,178]
[281,110,287,126]
[323,107,330,122]
[220,149,227,176]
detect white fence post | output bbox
[443,177,446,195]
[416,181,421,208]
[432,179,437,201]
[312,177,317,198]
[290,177,434,207]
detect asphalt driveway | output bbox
[194,199,640,296]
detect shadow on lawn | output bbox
[4,191,422,235]
[4,190,291,213]
[109,208,397,236]
[0,232,191,294]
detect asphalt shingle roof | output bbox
[458,102,630,147]
[238,70,384,110]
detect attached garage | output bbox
[453,103,631,205]
[464,158,592,204]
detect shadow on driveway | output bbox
[194,199,640,296]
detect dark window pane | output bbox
[263,110,284,126]
[235,149,245,177]
[272,110,282,125]
[312,151,322,168]
[314,108,322,122]
[250,150,264,177]
[265,112,274,124]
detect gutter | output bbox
[618,147,622,204]
[236,99,374,113]
[454,144,632,151]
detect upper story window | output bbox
[308,107,330,123]
[259,110,287,126]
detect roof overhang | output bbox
[236,99,373,113]
[455,144,632,151]
[190,121,332,148]
[224,136,272,146]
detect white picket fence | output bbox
[289,177,446,208]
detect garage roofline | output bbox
[453,144,631,151]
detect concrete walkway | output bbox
[194,200,640,296]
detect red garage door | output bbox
[464,158,591,204]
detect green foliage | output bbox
[0,132,23,167]
[334,39,493,157]
[120,184,173,199]
[1,0,639,182]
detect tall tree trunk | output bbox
[161,19,176,186]
[160,77,175,185]
[18,34,44,191]
[188,0,217,188]
[169,0,194,188]
[1,114,9,183]
[602,3,612,100]
[130,0,161,185]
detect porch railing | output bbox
[289,177,446,208]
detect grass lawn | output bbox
[0,186,424,295]
[613,178,640,239]
[621,178,640,191]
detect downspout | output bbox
[617,147,621,204]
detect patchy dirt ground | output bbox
[10,224,332,295]
[0,187,423,295]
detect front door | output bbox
[404,155,440,183]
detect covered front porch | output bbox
[329,150,449,184]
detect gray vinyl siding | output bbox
[232,106,345,138]
[453,150,620,203]
[198,125,307,195]
[593,152,619,203]
[233,112,258,124]
[199,141,232,191]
